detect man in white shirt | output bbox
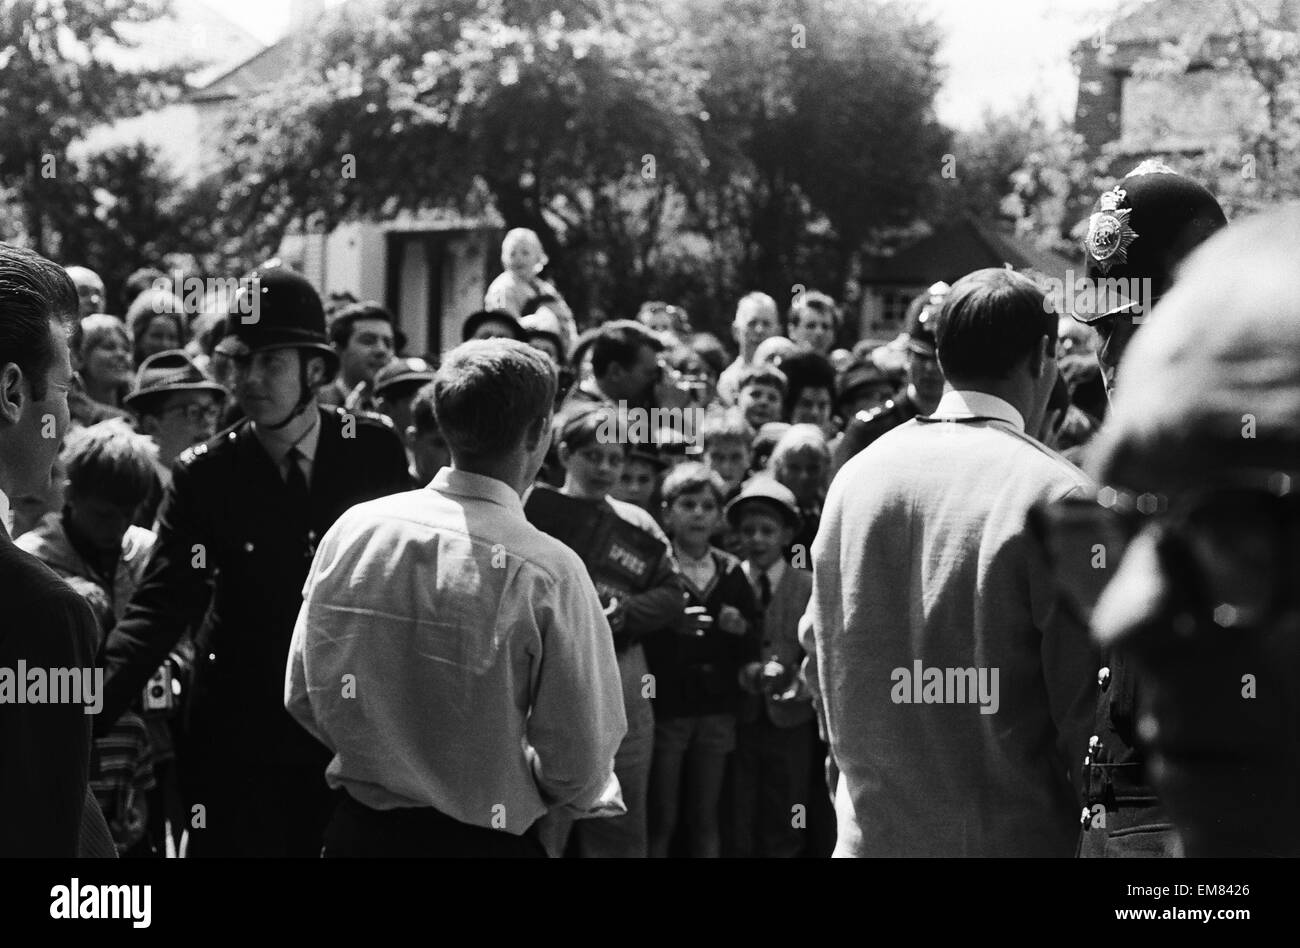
[805,267,1097,857]
[287,339,627,856]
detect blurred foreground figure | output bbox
[1053,164,1227,857]
[0,244,111,856]
[1040,207,1300,857]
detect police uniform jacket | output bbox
[98,406,410,766]
[830,391,921,474]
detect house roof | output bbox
[190,38,297,102]
[1095,0,1299,48]
[861,217,1077,287]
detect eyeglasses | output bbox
[1028,472,1296,630]
[164,403,222,426]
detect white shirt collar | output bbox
[743,556,786,590]
[0,487,10,539]
[931,390,1025,432]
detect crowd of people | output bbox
[0,162,1295,858]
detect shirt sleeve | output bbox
[525,553,628,812]
[284,525,339,752]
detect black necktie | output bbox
[285,446,310,517]
[759,571,772,608]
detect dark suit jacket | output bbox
[98,407,409,771]
[0,529,101,856]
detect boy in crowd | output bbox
[531,405,686,857]
[736,365,786,433]
[644,463,760,857]
[724,477,814,857]
[701,410,754,501]
[700,410,754,557]
[17,421,167,855]
[768,424,830,567]
[612,445,665,513]
[406,383,453,486]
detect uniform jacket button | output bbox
[1088,734,1101,753]
[1098,666,1110,691]
[244,541,255,552]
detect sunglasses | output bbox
[1028,472,1296,631]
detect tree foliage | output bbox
[0,0,185,254]
[212,0,948,331]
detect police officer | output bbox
[98,263,410,857]
[830,286,946,473]
[1067,163,1227,857]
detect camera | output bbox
[142,663,174,712]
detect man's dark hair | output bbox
[433,340,556,461]
[778,349,836,416]
[0,244,77,401]
[934,269,1057,381]
[589,319,664,378]
[328,300,394,347]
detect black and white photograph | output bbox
[0,0,1294,929]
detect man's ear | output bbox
[0,363,27,425]
[523,412,552,453]
[305,354,328,387]
[1028,335,1052,380]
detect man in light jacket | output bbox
[806,268,1097,857]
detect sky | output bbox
[213,0,1131,129]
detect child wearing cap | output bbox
[644,463,760,857]
[724,476,815,858]
[529,404,687,858]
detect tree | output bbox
[212,0,948,332]
[0,0,186,255]
[39,142,217,310]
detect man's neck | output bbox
[945,380,1034,429]
[750,553,781,573]
[452,456,529,497]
